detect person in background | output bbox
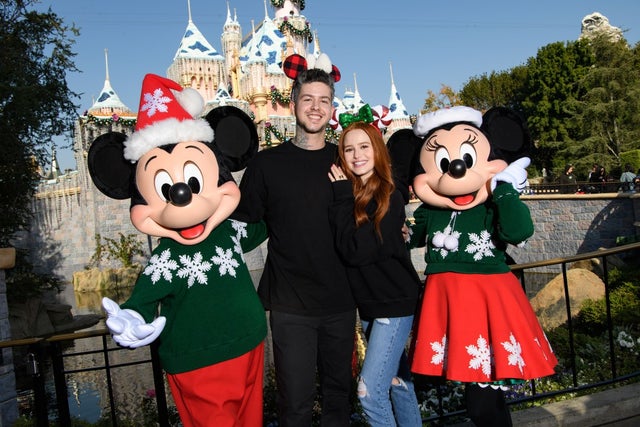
[559,164,578,194]
[328,117,423,427]
[620,163,636,192]
[235,54,357,427]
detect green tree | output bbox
[422,84,462,113]
[0,0,79,246]
[520,40,594,173]
[459,66,527,113]
[567,36,640,175]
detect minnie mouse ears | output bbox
[282,53,341,82]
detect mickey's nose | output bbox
[448,159,467,179]
[169,182,192,207]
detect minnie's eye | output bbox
[460,142,477,168]
[184,162,203,194]
[434,147,451,174]
[154,171,173,202]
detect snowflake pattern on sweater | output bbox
[142,219,248,286]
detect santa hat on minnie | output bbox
[124,73,213,162]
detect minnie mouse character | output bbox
[404,106,557,426]
[88,74,266,427]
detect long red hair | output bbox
[337,122,395,238]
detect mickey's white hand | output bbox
[491,157,531,193]
[102,297,166,349]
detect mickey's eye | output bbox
[154,170,173,202]
[184,162,203,194]
[434,147,451,174]
[460,142,477,168]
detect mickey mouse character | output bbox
[404,106,557,426]
[88,74,267,427]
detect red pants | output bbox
[166,343,264,427]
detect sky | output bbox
[33,0,640,171]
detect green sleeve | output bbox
[408,204,429,249]
[492,184,534,244]
[240,220,268,252]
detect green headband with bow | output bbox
[338,104,374,129]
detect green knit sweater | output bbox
[409,184,533,275]
[121,219,267,374]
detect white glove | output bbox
[491,157,530,193]
[102,297,166,349]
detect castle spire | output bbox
[87,48,133,115]
[387,61,410,120]
[104,48,110,82]
[187,0,193,23]
[263,0,269,19]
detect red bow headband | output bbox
[282,53,341,82]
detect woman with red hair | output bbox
[328,118,422,426]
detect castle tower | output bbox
[221,3,242,96]
[272,0,310,56]
[166,0,225,102]
[78,49,136,165]
[385,62,412,136]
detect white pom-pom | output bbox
[173,87,204,118]
[432,232,446,248]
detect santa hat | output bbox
[413,106,482,138]
[124,73,213,162]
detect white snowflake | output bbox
[176,252,212,288]
[143,248,178,284]
[501,333,525,374]
[466,335,493,378]
[141,88,172,117]
[230,219,248,259]
[465,230,496,261]
[211,246,240,277]
[430,335,447,367]
[230,219,248,239]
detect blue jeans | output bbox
[359,316,422,427]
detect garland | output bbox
[264,121,286,146]
[279,18,313,43]
[85,113,136,127]
[271,0,305,10]
[270,85,291,107]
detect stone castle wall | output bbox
[407,193,640,275]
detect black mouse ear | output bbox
[386,128,423,204]
[205,106,258,172]
[88,132,135,200]
[481,107,532,164]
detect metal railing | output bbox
[1,241,639,425]
[0,330,171,427]
[526,180,630,195]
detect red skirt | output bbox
[410,272,557,383]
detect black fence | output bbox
[527,180,627,195]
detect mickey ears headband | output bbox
[282,53,341,82]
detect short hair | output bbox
[290,68,335,103]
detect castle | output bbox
[28,0,413,278]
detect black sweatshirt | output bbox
[235,141,355,316]
[328,180,421,319]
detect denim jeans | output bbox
[359,316,422,427]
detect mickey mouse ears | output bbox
[282,53,341,82]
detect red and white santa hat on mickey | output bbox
[124,73,213,162]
